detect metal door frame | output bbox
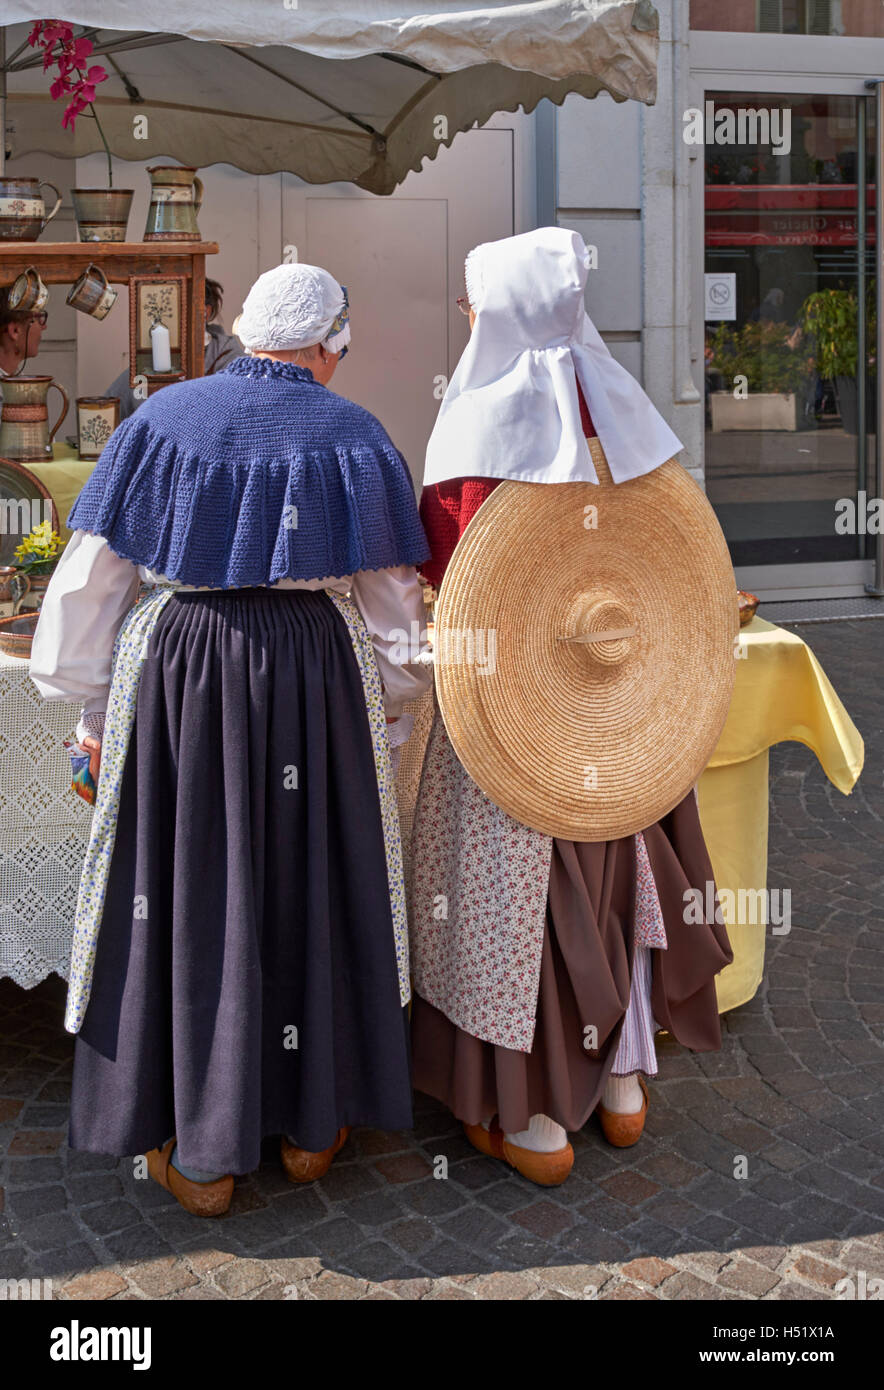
[690,32,884,600]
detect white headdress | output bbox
[422,227,682,487]
[237,263,351,354]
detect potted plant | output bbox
[798,288,876,435]
[0,519,63,656]
[12,519,64,612]
[28,20,134,241]
[707,321,814,432]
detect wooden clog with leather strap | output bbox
[145,1137,234,1217]
[596,1075,649,1147]
[463,1117,574,1187]
[280,1126,351,1183]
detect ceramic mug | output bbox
[66,263,117,320]
[76,396,120,460]
[7,266,49,314]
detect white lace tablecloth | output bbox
[0,650,90,988]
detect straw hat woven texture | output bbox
[434,439,739,840]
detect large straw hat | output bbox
[434,439,739,840]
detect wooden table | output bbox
[0,242,219,379]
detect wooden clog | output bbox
[463,1117,574,1187]
[145,1137,234,1217]
[596,1074,649,1147]
[280,1126,351,1183]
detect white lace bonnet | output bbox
[236,263,351,354]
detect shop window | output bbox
[703,92,876,569]
[757,0,832,34]
[691,0,884,35]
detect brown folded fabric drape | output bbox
[412,791,733,1134]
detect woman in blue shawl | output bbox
[31,264,431,1216]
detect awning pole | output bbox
[1,27,7,178]
[865,79,884,596]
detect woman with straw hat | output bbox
[409,227,735,1187]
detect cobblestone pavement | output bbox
[1,619,882,1302]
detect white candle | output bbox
[150,321,172,372]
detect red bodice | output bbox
[419,377,596,587]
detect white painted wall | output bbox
[277,124,519,477]
[556,91,644,384]
[552,1,704,482]
[69,109,535,488]
[13,69,706,490]
[6,108,534,481]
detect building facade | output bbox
[546,0,884,601]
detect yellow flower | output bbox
[13,523,63,568]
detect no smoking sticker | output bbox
[705,272,736,321]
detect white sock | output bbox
[603,1073,644,1114]
[504,1113,567,1153]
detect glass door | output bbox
[702,91,876,584]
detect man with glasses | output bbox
[0,287,48,377]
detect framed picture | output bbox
[76,396,121,461]
[128,275,188,386]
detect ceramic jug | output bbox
[0,177,62,241]
[0,566,20,610]
[12,572,50,615]
[144,166,203,241]
[0,375,69,462]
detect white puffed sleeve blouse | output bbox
[30,530,433,740]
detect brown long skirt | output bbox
[411,792,733,1134]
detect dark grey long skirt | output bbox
[69,588,412,1174]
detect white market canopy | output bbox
[1,1,660,194]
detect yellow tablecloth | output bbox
[23,443,96,543]
[399,617,863,1016]
[698,616,864,1013]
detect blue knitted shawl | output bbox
[68,356,430,587]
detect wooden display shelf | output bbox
[0,241,219,379]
